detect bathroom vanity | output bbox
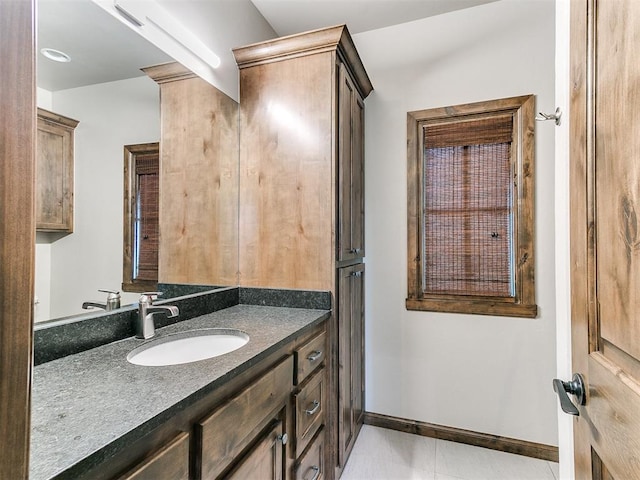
[30,293,329,480]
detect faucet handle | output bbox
[139,292,163,304]
[99,289,120,298]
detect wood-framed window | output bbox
[123,142,159,292]
[406,95,537,318]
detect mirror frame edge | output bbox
[0,0,36,477]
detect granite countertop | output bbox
[30,304,330,480]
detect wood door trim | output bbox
[0,1,35,477]
[363,412,559,463]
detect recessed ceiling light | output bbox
[40,48,71,63]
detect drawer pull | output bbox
[305,400,320,416]
[304,465,320,480]
[307,351,322,362]
[277,433,288,445]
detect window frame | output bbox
[406,95,537,318]
[122,142,160,293]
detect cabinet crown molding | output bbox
[37,107,79,128]
[233,24,373,98]
[142,61,197,84]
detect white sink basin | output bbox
[127,328,250,366]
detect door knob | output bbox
[552,373,586,416]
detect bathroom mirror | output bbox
[35,0,239,323]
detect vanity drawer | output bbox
[295,330,326,385]
[294,368,325,457]
[295,427,325,480]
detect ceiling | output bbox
[37,0,496,92]
[37,0,172,91]
[250,0,497,36]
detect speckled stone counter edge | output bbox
[34,287,331,365]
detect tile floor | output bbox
[341,425,560,480]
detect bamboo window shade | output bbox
[422,114,514,297]
[134,153,159,282]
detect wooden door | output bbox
[568,0,640,477]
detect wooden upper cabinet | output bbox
[233,25,372,290]
[36,108,78,232]
[338,64,365,262]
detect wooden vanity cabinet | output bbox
[36,108,78,232]
[234,25,372,480]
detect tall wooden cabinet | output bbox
[234,25,372,479]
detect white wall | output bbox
[35,76,160,320]
[35,87,54,322]
[354,0,558,445]
[158,0,277,101]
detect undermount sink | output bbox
[127,328,250,366]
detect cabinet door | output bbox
[337,263,365,468]
[337,63,365,263]
[196,356,292,479]
[36,109,77,232]
[226,420,285,480]
[117,432,189,480]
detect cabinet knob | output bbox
[307,351,322,362]
[277,433,288,445]
[304,465,321,480]
[305,400,321,416]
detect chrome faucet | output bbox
[136,292,179,340]
[82,289,121,311]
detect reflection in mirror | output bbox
[35,0,237,323]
